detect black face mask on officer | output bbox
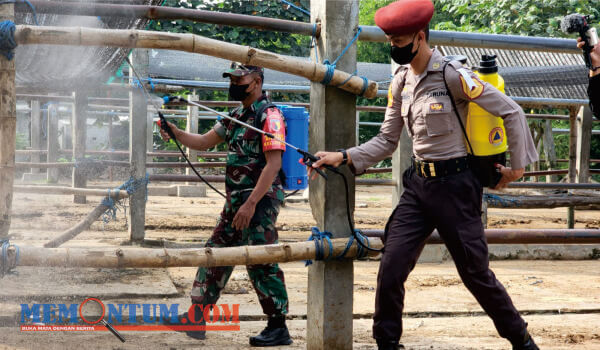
[390,33,421,65]
[228,82,251,101]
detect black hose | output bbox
[327,167,383,253]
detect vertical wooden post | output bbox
[30,100,41,173]
[72,91,87,202]
[47,103,59,183]
[0,3,16,239]
[307,1,358,349]
[186,93,199,182]
[576,105,592,184]
[567,107,578,228]
[542,119,557,183]
[128,49,149,243]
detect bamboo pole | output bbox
[0,4,16,239]
[13,25,378,98]
[14,185,129,198]
[14,238,383,268]
[43,204,111,248]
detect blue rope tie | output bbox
[278,0,310,16]
[100,173,150,225]
[304,227,333,266]
[1,238,19,277]
[0,0,39,25]
[317,27,370,95]
[304,227,371,266]
[0,20,16,60]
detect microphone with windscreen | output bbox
[561,14,599,70]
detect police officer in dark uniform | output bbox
[578,36,600,118]
[312,1,540,349]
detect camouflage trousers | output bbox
[191,197,289,316]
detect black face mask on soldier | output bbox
[228,82,251,101]
[390,34,420,65]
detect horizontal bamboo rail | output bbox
[15,150,227,158]
[485,195,600,209]
[10,238,382,268]
[14,185,129,198]
[15,161,227,169]
[6,228,600,268]
[14,25,378,98]
[363,229,600,244]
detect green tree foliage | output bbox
[433,0,600,37]
[150,0,311,56]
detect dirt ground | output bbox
[1,181,599,349]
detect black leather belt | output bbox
[413,156,469,178]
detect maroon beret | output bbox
[374,0,434,36]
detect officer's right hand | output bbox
[577,37,600,73]
[306,151,345,180]
[158,121,180,141]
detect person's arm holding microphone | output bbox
[577,35,600,119]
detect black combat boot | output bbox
[511,329,539,350]
[376,339,405,350]
[162,305,206,340]
[249,315,293,347]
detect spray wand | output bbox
[163,96,382,253]
[125,57,381,252]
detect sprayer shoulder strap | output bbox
[441,60,476,156]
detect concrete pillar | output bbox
[72,91,87,202]
[0,3,16,239]
[30,100,41,173]
[47,103,59,183]
[567,108,578,229]
[390,59,413,205]
[128,49,149,243]
[542,119,557,183]
[567,107,578,183]
[146,109,153,175]
[391,129,412,205]
[355,110,360,146]
[186,93,199,181]
[576,105,592,184]
[307,1,358,349]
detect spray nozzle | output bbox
[479,54,498,74]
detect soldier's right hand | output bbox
[158,120,180,141]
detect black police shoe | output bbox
[249,315,293,347]
[376,339,405,350]
[512,331,539,350]
[162,310,206,340]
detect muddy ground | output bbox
[1,181,599,349]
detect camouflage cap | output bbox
[222,62,264,78]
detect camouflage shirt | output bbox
[213,94,286,206]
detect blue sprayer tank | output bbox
[277,105,309,191]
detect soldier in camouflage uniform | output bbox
[159,62,292,347]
